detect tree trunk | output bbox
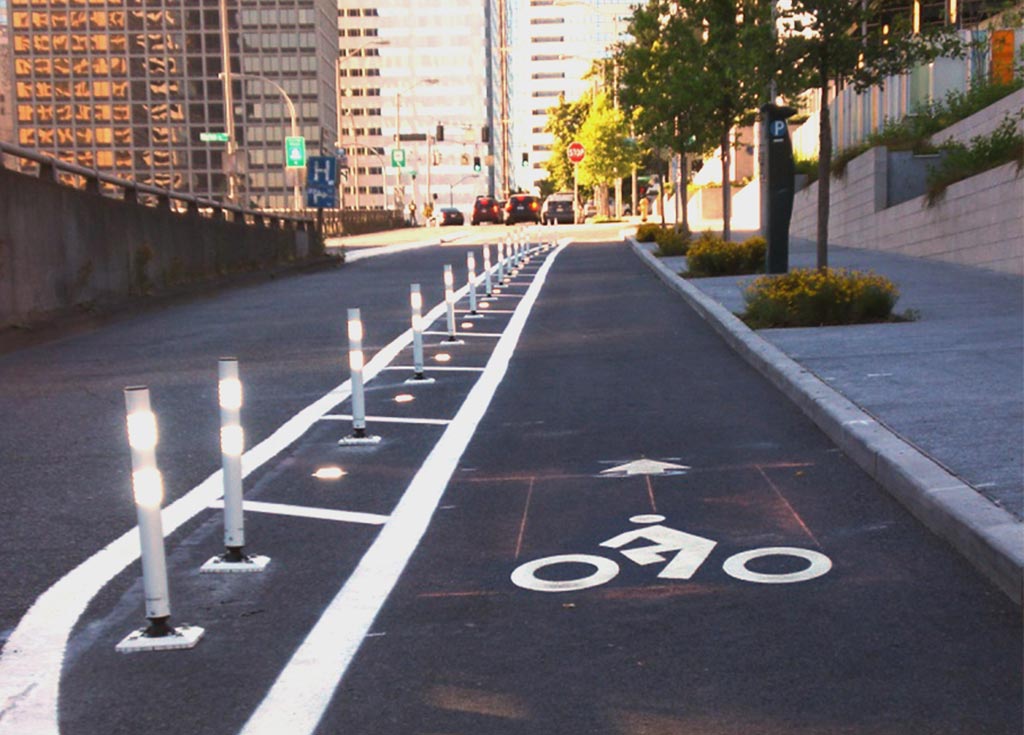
[816,83,831,271]
[680,154,690,234]
[721,129,732,242]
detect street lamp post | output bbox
[220,72,301,211]
[394,78,440,217]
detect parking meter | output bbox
[760,104,797,274]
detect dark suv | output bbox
[471,196,503,225]
[541,193,575,224]
[504,194,541,225]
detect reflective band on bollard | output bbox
[117,387,204,652]
[349,309,366,435]
[339,309,381,445]
[443,265,458,341]
[409,284,429,381]
[201,359,270,573]
[467,251,478,314]
[483,245,493,297]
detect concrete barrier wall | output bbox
[791,148,1024,274]
[0,167,313,329]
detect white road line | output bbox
[0,287,462,734]
[236,241,568,735]
[380,365,485,373]
[209,500,389,526]
[422,331,503,338]
[320,414,452,426]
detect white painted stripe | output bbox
[0,286,462,733]
[237,242,568,735]
[422,331,503,339]
[209,500,389,526]
[380,365,485,373]
[320,414,452,426]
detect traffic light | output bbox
[481,126,490,143]
[473,156,481,172]
[436,124,444,142]
[521,152,529,168]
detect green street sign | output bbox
[285,136,306,169]
[200,132,230,143]
[390,148,406,168]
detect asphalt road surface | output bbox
[0,226,1019,734]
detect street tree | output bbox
[575,92,642,217]
[544,94,592,193]
[617,0,775,239]
[775,1,964,268]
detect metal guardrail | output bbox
[0,140,312,231]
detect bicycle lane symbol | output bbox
[510,514,833,592]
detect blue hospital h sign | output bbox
[306,156,337,187]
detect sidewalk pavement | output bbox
[629,233,1023,604]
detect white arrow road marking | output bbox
[0,283,461,734]
[599,459,691,476]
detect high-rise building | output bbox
[336,0,499,213]
[510,0,632,192]
[0,0,13,154]
[6,0,337,210]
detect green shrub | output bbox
[794,156,819,188]
[686,234,766,277]
[926,114,1024,206]
[743,268,900,328]
[654,226,690,257]
[635,223,662,242]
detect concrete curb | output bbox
[629,238,1023,605]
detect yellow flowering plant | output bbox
[743,268,899,328]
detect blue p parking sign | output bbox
[306,156,337,208]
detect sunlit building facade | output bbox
[510,0,632,192]
[337,0,496,213]
[0,0,13,152]
[6,0,337,209]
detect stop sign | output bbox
[567,141,586,164]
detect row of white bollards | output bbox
[116,233,549,652]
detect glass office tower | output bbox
[6,0,337,209]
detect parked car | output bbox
[541,193,575,225]
[504,194,541,225]
[439,207,464,226]
[471,196,503,225]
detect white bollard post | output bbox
[467,251,478,314]
[497,242,505,283]
[483,245,493,297]
[116,387,204,652]
[339,309,381,444]
[443,265,459,341]
[407,284,434,383]
[201,358,269,573]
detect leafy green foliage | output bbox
[686,233,766,277]
[653,227,691,257]
[926,114,1024,206]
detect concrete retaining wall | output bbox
[791,148,1023,275]
[0,166,314,329]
